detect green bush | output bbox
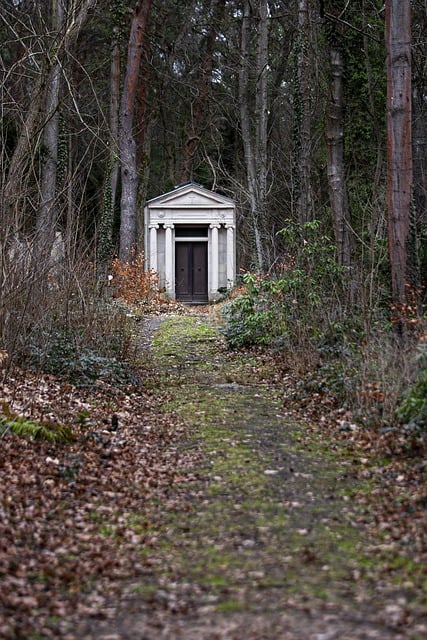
[29,326,132,384]
[28,301,137,385]
[397,341,427,429]
[222,220,348,350]
[221,273,286,348]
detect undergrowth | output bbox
[1,251,173,387]
[28,306,136,386]
[221,220,426,432]
[0,403,74,443]
[111,251,160,307]
[396,338,427,429]
[111,251,177,312]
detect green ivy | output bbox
[98,160,115,267]
[28,325,133,386]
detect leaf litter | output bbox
[0,309,426,639]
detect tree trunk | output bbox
[295,0,314,224]
[386,0,412,332]
[238,0,268,273]
[413,86,426,228]
[119,0,152,262]
[36,0,64,257]
[325,46,352,268]
[110,26,121,236]
[180,0,226,183]
[136,46,158,252]
[412,1,427,236]
[255,0,268,255]
[98,23,121,268]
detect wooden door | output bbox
[175,242,208,303]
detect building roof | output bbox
[145,182,235,208]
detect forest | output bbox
[1,1,427,637]
[1,0,426,427]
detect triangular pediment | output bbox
[146,183,234,208]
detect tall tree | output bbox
[294,0,314,224]
[385,0,412,332]
[3,0,96,218]
[35,0,65,258]
[119,0,152,262]
[412,0,427,287]
[98,5,124,269]
[109,18,122,246]
[238,0,269,272]
[180,0,226,183]
[321,1,352,268]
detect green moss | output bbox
[129,584,158,598]
[139,314,425,615]
[99,524,115,538]
[215,599,247,613]
[208,575,229,587]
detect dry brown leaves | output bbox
[276,365,427,575]
[0,364,200,639]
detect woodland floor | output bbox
[1,307,426,639]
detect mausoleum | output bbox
[144,182,236,303]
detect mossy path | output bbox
[85,312,426,639]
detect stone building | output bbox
[144,182,236,303]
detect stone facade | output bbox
[144,183,236,303]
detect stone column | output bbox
[226,224,235,286]
[210,223,220,294]
[149,224,159,272]
[164,223,174,297]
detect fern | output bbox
[0,407,75,444]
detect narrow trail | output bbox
[78,311,426,640]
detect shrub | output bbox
[222,220,349,350]
[397,338,427,429]
[111,252,161,307]
[1,248,148,391]
[221,273,286,348]
[28,308,136,386]
[221,220,426,427]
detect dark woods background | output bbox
[0,1,426,372]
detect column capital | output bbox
[149,223,159,229]
[210,223,221,229]
[225,223,235,230]
[163,222,174,229]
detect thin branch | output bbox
[323,11,381,43]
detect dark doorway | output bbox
[175,242,208,303]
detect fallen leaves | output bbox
[0,358,198,638]
[268,348,427,570]
[1,310,426,639]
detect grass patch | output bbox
[142,313,426,614]
[215,599,247,613]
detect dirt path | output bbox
[75,312,426,640]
